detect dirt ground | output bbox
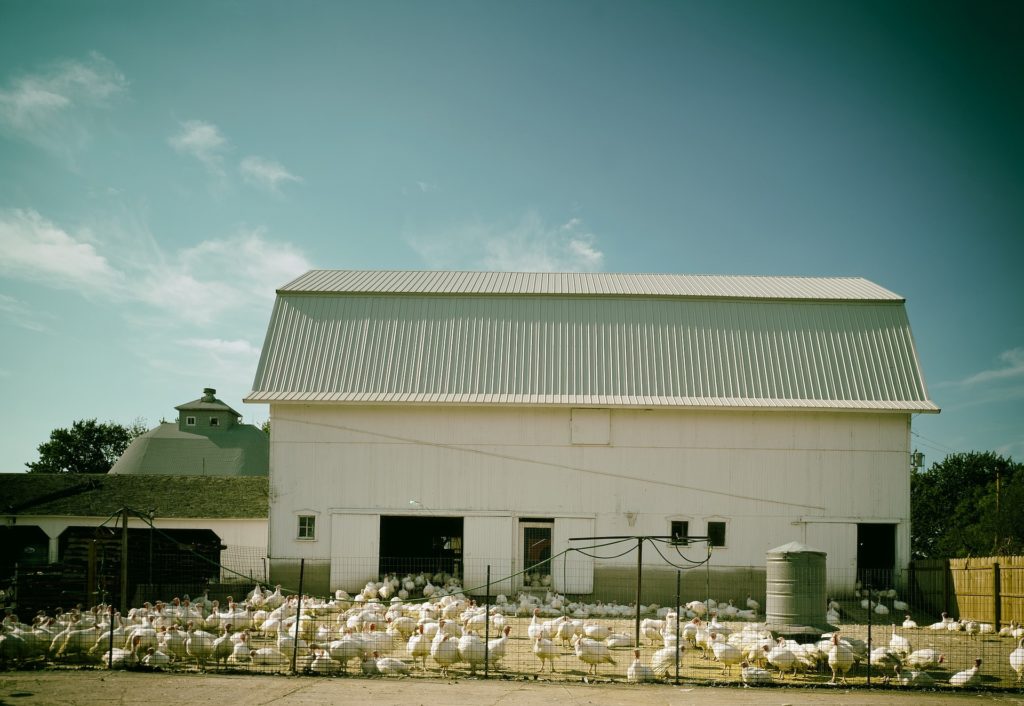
[1,671,1023,706]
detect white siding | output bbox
[553,517,596,593]
[270,404,912,589]
[330,513,379,591]
[463,516,514,595]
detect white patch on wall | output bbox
[571,408,610,445]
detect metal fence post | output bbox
[634,538,643,648]
[674,569,681,684]
[993,562,1001,628]
[120,508,129,616]
[107,603,115,669]
[865,583,872,686]
[484,564,491,679]
[291,558,305,674]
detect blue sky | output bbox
[1,1,1021,472]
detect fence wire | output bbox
[2,545,1023,689]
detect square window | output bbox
[708,521,727,547]
[185,416,196,426]
[671,520,689,545]
[297,515,316,540]
[210,417,220,427]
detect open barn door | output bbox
[552,517,595,594]
[330,513,379,593]
[462,516,513,595]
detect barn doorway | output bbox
[379,516,463,579]
[519,519,553,589]
[857,523,896,588]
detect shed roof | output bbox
[248,270,937,413]
[1,474,268,519]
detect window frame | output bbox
[185,416,196,426]
[670,519,690,545]
[707,520,728,548]
[297,514,317,541]
[209,416,220,427]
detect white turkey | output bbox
[375,650,411,676]
[533,637,559,672]
[766,637,798,677]
[430,633,460,676]
[740,660,773,685]
[827,632,855,684]
[457,631,486,675]
[627,649,654,682]
[711,636,743,675]
[949,657,982,687]
[904,648,944,670]
[487,625,512,668]
[572,634,616,675]
[1010,637,1024,683]
[406,624,430,669]
[888,625,911,657]
[142,646,171,668]
[650,645,683,679]
[895,665,935,686]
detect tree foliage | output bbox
[26,418,148,474]
[911,451,1024,558]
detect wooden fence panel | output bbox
[913,555,1024,626]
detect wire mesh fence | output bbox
[2,539,1023,689]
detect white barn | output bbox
[246,270,938,599]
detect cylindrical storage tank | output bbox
[766,541,828,632]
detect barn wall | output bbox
[268,404,911,593]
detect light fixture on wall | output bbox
[625,511,637,527]
[910,450,924,470]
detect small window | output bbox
[209,417,220,427]
[708,521,727,547]
[297,515,316,540]
[185,416,196,426]
[671,520,689,545]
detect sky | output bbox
[0,0,1021,472]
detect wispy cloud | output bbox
[169,119,228,175]
[0,209,123,294]
[962,348,1024,385]
[181,338,261,357]
[936,348,1024,388]
[0,293,55,333]
[407,211,605,272]
[0,52,127,156]
[0,209,311,328]
[240,156,302,193]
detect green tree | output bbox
[26,418,148,474]
[911,451,1024,558]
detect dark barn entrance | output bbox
[379,516,463,579]
[857,522,896,588]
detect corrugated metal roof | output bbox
[247,291,938,412]
[280,270,904,301]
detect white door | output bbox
[552,517,595,594]
[462,516,514,595]
[330,513,380,593]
